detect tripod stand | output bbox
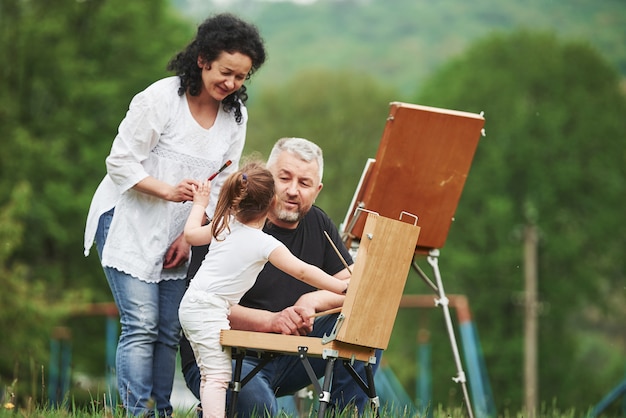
[341,101,485,417]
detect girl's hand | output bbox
[192,181,211,208]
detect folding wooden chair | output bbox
[221,212,420,417]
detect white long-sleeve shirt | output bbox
[83,76,246,283]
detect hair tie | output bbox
[242,173,248,181]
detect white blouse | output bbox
[83,76,246,283]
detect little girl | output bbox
[178,161,349,418]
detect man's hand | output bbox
[270,306,314,336]
[163,233,190,269]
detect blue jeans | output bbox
[96,209,187,417]
[181,315,381,417]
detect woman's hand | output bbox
[163,233,190,269]
[133,177,200,202]
[168,178,202,202]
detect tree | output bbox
[245,69,399,225]
[0,0,192,403]
[408,30,626,411]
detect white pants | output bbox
[179,290,232,418]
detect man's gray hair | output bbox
[267,137,324,182]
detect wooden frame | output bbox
[221,213,420,417]
[341,102,485,253]
[338,102,485,418]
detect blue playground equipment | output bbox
[48,304,119,409]
[48,327,72,407]
[588,377,626,418]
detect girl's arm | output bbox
[183,182,213,246]
[229,304,312,335]
[268,246,349,295]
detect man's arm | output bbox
[293,265,352,313]
[228,304,314,336]
[228,265,351,335]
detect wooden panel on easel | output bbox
[347,102,484,251]
[336,213,420,350]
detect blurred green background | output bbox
[1,0,624,414]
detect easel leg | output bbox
[295,346,335,418]
[427,249,475,418]
[227,350,244,418]
[227,351,274,418]
[342,359,380,416]
[317,357,336,418]
[365,363,380,416]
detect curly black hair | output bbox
[166,13,267,124]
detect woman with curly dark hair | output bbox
[83,13,266,417]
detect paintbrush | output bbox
[208,160,232,181]
[182,160,233,204]
[310,307,342,319]
[323,231,352,275]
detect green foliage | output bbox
[0,0,192,404]
[174,0,626,93]
[407,30,626,412]
[1,0,625,413]
[245,69,399,224]
[0,0,191,298]
[0,183,74,405]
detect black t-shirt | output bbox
[238,205,353,312]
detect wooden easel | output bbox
[221,212,420,417]
[341,102,485,418]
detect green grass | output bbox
[0,402,585,418]
[0,377,587,418]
